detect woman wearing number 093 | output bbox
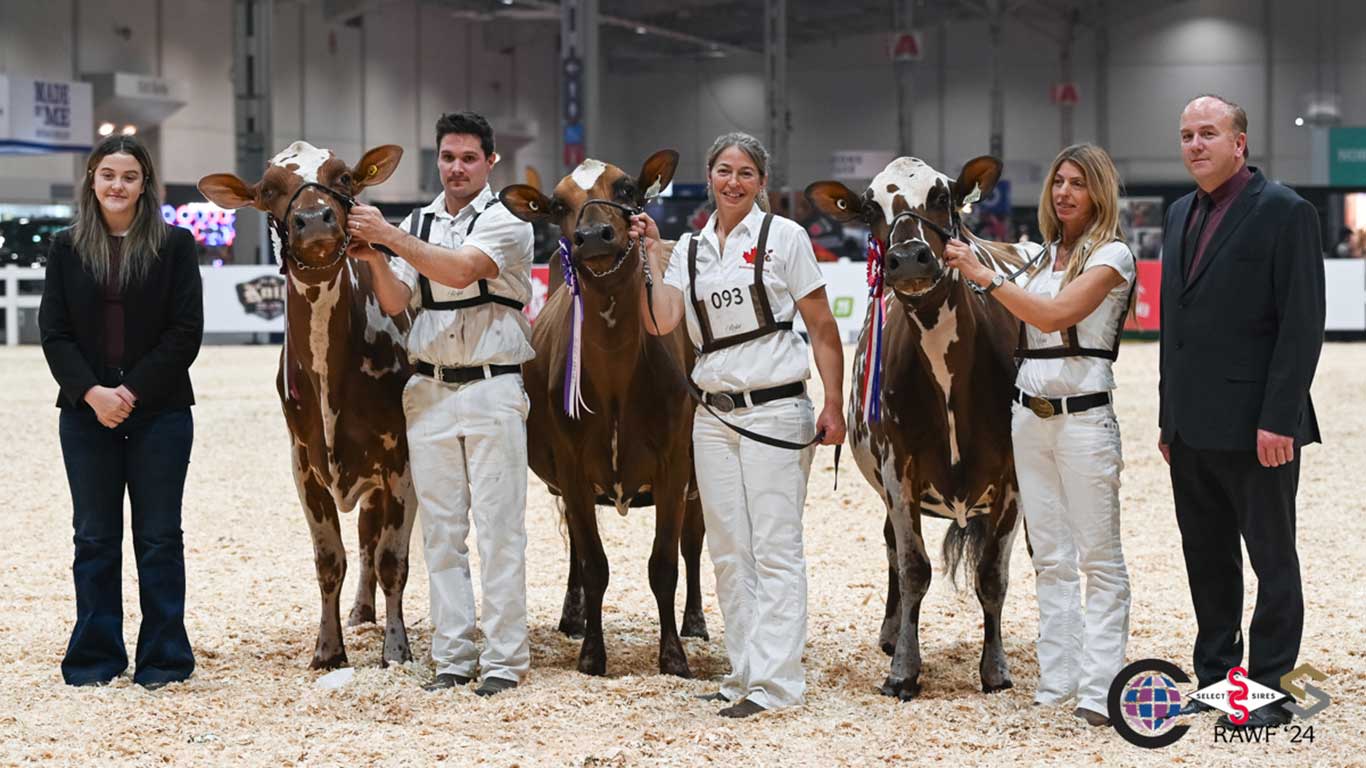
[631,132,845,718]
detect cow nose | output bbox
[885,242,935,281]
[573,223,616,251]
[292,207,341,241]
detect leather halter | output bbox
[269,181,356,274]
[568,198,643,278]
[878,207,961,297]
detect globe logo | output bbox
[1121,672,1184,736]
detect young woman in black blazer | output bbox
[39,135,203,689]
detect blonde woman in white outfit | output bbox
[945,143,1135,728]
[630,132,845,718]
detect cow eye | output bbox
[549,199,568,217]
[339,172,353,188]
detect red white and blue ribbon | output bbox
[861,235,886,423]
[560,237,593,419]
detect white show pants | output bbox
[1011,399,1131,716]
[693,396,815,710]
[403,372,530,683]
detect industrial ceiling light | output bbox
[121,125,137,136]
[635,25,646,34]
[1294,117,1305,127]
[98,122,115,136]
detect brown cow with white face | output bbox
[199,141,415,669]
[807,156,1026,699]
[500,152,709,677]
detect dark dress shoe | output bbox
[1179,699,1214,715]
[474,677,517,697]
[139,680,172,691]
[422,673,473,691]
[718,699,767,718]
[1074,707,1110,727]
[695,691,729,702]
[1217,705,1291,729]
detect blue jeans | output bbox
[58,406,196,686]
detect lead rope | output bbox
[638,236,841,490]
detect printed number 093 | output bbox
[710,288,745,309]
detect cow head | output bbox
[500,150,679,287]
[806,156,1001,299]
[198,142,402,275]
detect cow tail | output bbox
[941,516,989,589]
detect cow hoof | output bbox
[558,616,586,639]
[310,651,349,671]
[880,640,896,657]
[982,678,1014,694]
[383,641,413,667]
[879,676,921,701]
[577,638,607,676]
[681,612,709,641]
[659,643,691,679]
[347,605,376,627]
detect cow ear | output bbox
[351,144,404,190]
[198,173,260,210]
[951,155,1003,208]
[804,180,864,223]
[500,184,553,223]
[636,150,679,203]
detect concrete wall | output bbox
[2,0,1364,206]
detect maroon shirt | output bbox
[1185,163,1254,277]
[104,235,125,368]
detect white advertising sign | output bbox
[0,75,93,153]
[1324,259,1366,331]
[792,262,871,344]
[201,265,287,333]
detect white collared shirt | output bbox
[662,205,825,393]
[390,186,535,367]
[1016,240,1136,397]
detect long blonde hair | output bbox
[1036,143,1125,288]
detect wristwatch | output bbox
[983,273,1006,294]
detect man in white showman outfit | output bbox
[347,112,534,696]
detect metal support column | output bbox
[233,0,273,265]
[1059,7,1077,148]
[893,0,915,157]
[764,0,789,202]
[560,0,599,171]
[1095,0,1110,150]
[987,0,1004,161]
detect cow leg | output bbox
[347,495,378,627]
[879,513,900,656]
[564,484,609,676]
[558,533,586,638]
[882,480,931,700]
[679,485,709,640]
[291,456,347,670]
[648,472,691,677]
[975,486,1020,693]
[374,480,416,666]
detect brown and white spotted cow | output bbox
[807,156,1026,699]
[500,151,709,677]
[198,142,416,669]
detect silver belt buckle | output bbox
[711,393,736,413]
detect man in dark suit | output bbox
[1159,94,1325,728]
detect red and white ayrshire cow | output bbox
[199,142,416,669]
[500,152,709,677]
[808,156,1025,699]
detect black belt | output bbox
[415,361,520,384]
[703,381,804,414]
[1015,387,1110,419]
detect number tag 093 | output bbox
[703,283,762,338]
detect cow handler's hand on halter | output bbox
[944,238,994,288]
[347,204,397,249]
